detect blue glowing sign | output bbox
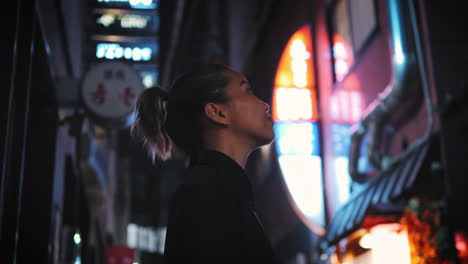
[96,0,158,9]
[274,122,320,156]
[330,123,371,206]
[94,13,159,34]
[140,71,158,88]
[331,123,352,156]
[274,121,325,229]
[95,42,158,62]
[331,123,369,171]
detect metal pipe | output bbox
[349,0,419,182]
[409,0,434,137]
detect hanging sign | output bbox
[82,62,144,127]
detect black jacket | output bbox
[164,150,279,263]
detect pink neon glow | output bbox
[329,74,364,123]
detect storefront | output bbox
[245,0,468,263]
[312,0,468,263]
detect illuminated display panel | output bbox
[92,12,159,35]
[274,122,320,156]
[92,41,158,62]
[273,26,317,122]
[273,25,325,234]
[93,0,158,10]
[88,62,158,89]
[329,74,368,208]
[330,74,363,123]
[331,123,370,204]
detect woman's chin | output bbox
[259,133,275,147]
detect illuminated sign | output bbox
[93,13,159,34]
[120,14,150,28]
[127,223,159,253]
[140,71,158,88]
[95,0,158,9]
[81,62,144,122]
[275,122,319,156]
[273,27,317,121]
[333,33,354,82]
[330,74,364,123]
[331,124,352,205]
[331,123,369,206]
[94,42,158,62]
[98,14,150,29]
[275,88,313,121]
[273,25,324,234]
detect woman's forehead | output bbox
[225,70,247,84]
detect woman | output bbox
[132,64,278,263]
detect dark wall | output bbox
[425,0,468,231]
[159,0,229,87]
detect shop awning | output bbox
[321,137,431,250]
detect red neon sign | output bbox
[333,33,355,81]
[273,25,318,122]
[330,74,364,123]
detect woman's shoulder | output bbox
[175,164,235,201]
[185,163,232,188]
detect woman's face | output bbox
[223,70,275,148]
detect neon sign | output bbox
[275,122,319,156]
[97,14,153,29]
[273,25,324,234]
[95,43,157,62]
[330,75,364,123]
[275,88,313,121]
[96,0,157,9]
[333,33,355,82]
[330,122,369,205]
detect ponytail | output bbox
[132,64,231,163]
[131,86,173,161]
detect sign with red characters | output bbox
[82,62,144,126]
[106,246,135,264]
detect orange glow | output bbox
[456,231,468,259]
[273,25,318,121]
[333,33,355,82]
[359,223,411,264]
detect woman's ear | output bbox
[204,103,229,126]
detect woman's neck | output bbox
[204,138,252,169]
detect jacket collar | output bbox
[193,149,255,207]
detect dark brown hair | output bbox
[131,64,230,161]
